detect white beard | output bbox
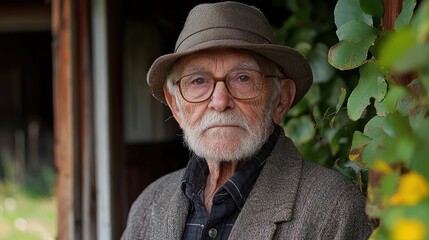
[178,104,274,163]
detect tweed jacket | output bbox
[122,132,372,239]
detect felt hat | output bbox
[147,1,313,106]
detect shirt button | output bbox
[208,228,217,238]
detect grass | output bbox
[0,182,56,240]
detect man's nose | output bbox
[208,82,234,111]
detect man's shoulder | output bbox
[131,168,186,209]
[142,168,185,198]
[297,159,367,214]
[273,133,361,196]
[300,160,360,194]
[297,160,372,238]
[122,168,187,239]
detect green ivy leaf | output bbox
[374,86,408,117]
[391,45,429,73]
[413,131,429,179]
[394,136,417,165]
[359,116,388,165]
[334,0,373,28]
[395,87,416,117]
[362,135,386,165]
[411,0,429,43]
[284,115,316,145]
[382,113,417,165]
[374,100,389,117]
[359,0,383,17]
[328,41,369,70]
[419,75,429,96]
[347,61,387,121]
[328,20,377,70]
[380,171,399,196]
[336,20,378,42]
[364,116,386,139]
[409,104,429,140]
[378,24,429,73]
[383,112,410,137]
[394,0,417,30]
[378,28,416,69]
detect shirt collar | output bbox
[181,155,208,201]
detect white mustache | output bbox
[198,111,249,131]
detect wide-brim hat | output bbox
[147,1,313,106]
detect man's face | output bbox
[165,49,295,163]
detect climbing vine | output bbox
[277,0,428,238]
[328,0,429,239]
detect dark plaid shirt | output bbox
[181,125,281,240]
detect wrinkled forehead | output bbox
[171,48,274,75]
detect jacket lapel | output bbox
[229,134,304,239]
[157,187,190,240]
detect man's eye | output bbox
[238,75,251,82]
[191,77,207,85]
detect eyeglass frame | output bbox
[172,68,284,103]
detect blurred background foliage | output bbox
[277,0,429,239]
[274,0,367,190]
[0,151,56,239]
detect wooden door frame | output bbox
[52,0,97,239]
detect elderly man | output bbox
[122,1,372,239]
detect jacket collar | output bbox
[229,132,304,239]
[158,187,190,240]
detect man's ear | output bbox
[164,86,183,127]
[272,79,296,124]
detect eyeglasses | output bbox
[174,69,283,103]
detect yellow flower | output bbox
[393,218,426,240]
[390,171,429,205]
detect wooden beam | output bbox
[52,0,97,238]
[52,0,76,239]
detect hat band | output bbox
[175,27,273,53]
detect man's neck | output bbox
[204,160,242,213]
[202,123,277,213]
